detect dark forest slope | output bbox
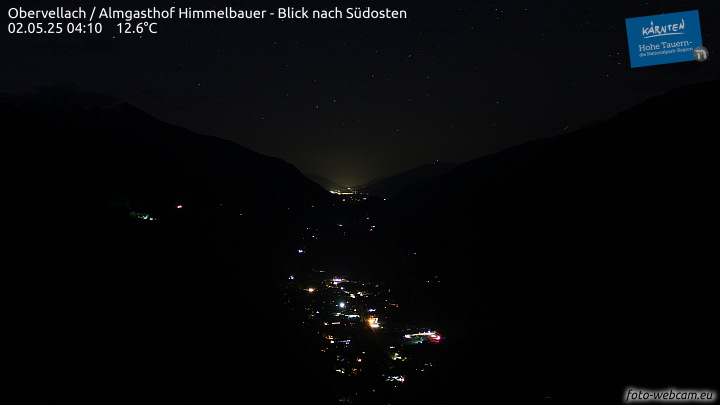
[2,96,333,403]
[391,79,719,403]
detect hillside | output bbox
[2,95,332,403]
[3,95,329,222]
[391,79,720,402]
[360,161,458,197]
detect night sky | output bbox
[2,0,718,186]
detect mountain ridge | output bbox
[3,93,330,224]
[358,161,458,197]
[394,78,720,211]
[387,78,719,401]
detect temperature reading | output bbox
[117,22,158,34]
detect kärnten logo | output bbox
[642,19,685,38]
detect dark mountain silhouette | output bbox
[578,118,604,130]
[359,161,458,197]
[306,174,347,192]
[5,80,719,403]
[3,94,329,221]
[391,79,719,403]
[3,94,333,403]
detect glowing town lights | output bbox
[130,211,156,221]
[339,302,345,308]
[368,317,380,328]
[298,249,305,253]
[307,288,314,293]
[404,330,442,344]
[176,205,183,209]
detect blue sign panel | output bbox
[625,10,703,68]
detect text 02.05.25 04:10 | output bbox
[8,22,102,34]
